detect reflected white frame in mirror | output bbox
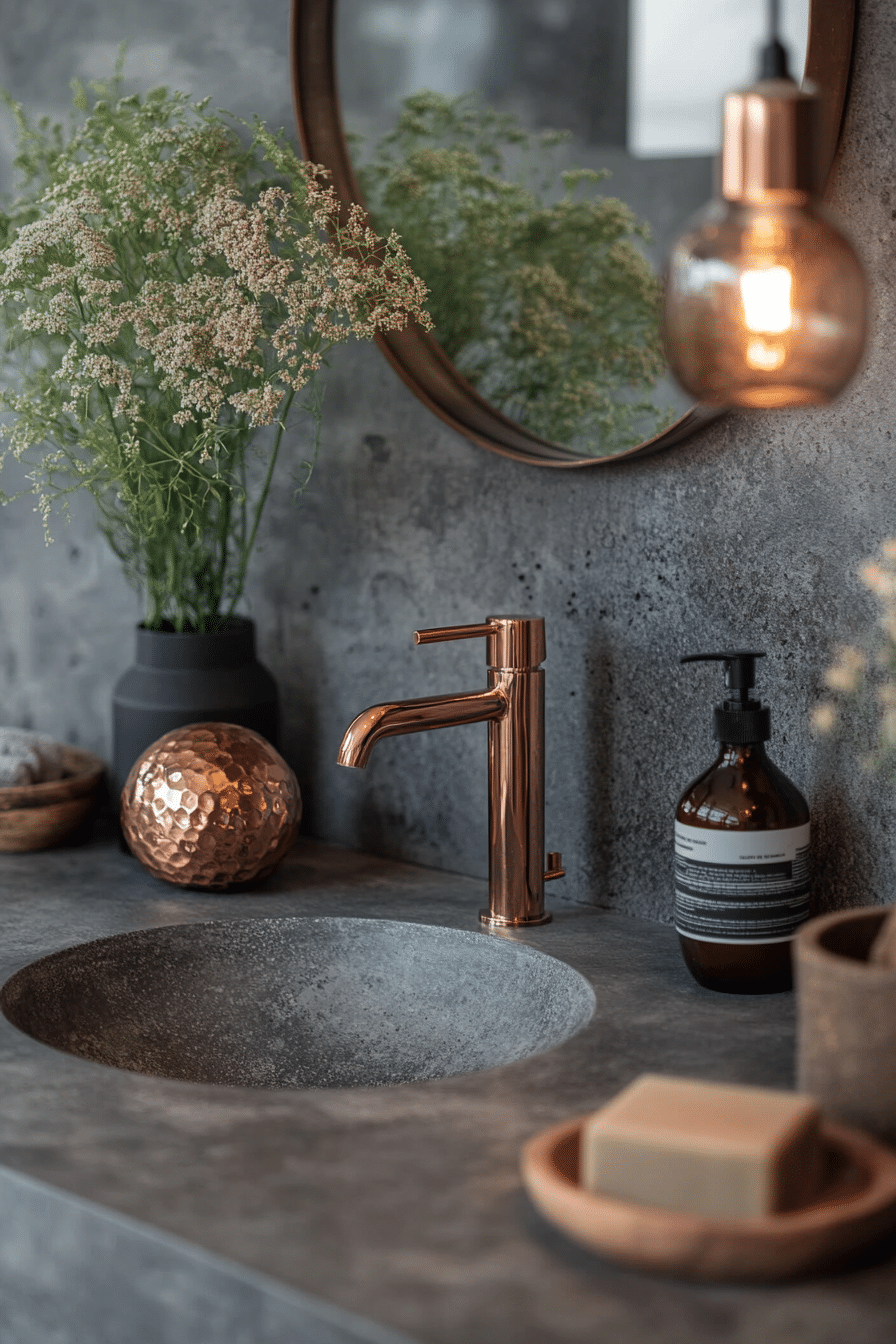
[630,0,810,157]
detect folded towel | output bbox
[0,729,68,787]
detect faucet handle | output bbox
[414,616,546,670]
[414,622,496,646]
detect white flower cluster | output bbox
[0,87,431,631]
[0,99,430,449]
[813,539,896,762]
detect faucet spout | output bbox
[338,685,507,769]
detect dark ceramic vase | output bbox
[111,618,279,801]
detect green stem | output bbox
[214,486,232,621]
[225,387,294,619]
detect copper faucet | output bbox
[337,616,564,927]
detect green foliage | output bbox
[0,74,429,629]
[357,91,670,456]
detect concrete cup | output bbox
[795,907,896,1144]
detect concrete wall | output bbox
[0,0,893,922]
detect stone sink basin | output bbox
[0,916,595,1088]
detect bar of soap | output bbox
[581,1074,824,1219]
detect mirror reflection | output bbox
[336,0,809,459]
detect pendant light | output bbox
[663,0,867,409]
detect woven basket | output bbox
[0,745,105,851]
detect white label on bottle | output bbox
[674,821,811,944]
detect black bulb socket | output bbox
[759,38,791,80]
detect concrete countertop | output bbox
[0,834,894,1343]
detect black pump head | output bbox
[681,651,770,744]
[681,651,765,704]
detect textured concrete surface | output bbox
[2,915,594,1087]
[0,1165,417,1344]
[0,1,894,925]
[0,836,894,1344]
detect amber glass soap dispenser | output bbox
[675,652,810,994]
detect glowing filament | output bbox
[739,265,792,334]
[746,339,786,370]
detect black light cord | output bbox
[760,0,791,79]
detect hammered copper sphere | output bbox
[121,723,301,890]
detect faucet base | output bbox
[479,909,553,928]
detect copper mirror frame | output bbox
[290,0,857,469]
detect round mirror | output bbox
[291,1,856,467]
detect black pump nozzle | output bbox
[681,651,771,744]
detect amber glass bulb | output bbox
[663,74,868,409]
[664,198,867,408]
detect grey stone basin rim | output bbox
[0,915,596,1090]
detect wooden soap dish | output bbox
[0,746,105,852]
[521,1115,896,1282]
